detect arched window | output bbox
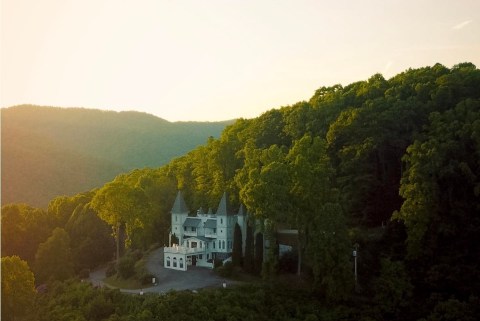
[218,240,221,249]
[179,258,184,268]
[223,240,226,249]
[166,256,171,267]
[173,257,177,267]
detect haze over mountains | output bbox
[1,105,232,207]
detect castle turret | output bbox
[216,192,233,253]
[237,204,247,255]
[171,191,189,245]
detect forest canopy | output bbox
[2,62,479,321]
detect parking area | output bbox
[90,247,227,294]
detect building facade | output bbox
[163,191,247,271]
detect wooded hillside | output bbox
[2,63,480,320]
[1,106,231,207]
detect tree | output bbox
[286,134,334,275]
[243,222,254,273]
[90,177,150,262]
[65,202,115,271]
[1,256,36,321]
[254,233,264,274]
[237,143,290,278]
[1,204,58,265]
[373,259,413,318]
[34,228,74,284]
[306,203,353,301]
[394,99,480,297]
[232,223,243,267]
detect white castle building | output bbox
[163,191,248,271]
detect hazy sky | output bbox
[2,0,479,121]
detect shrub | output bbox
[278,250,298,273]
[139,272,156,285]
[105,263,116,277]
[217,261,234,277]
[214,258,223,268]
[78,268,90,279]
[117,256,135,279]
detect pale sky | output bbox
[2,0,479,121]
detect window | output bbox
[173,257,177,267]
[221,218,223,224]
[199,254,203,260]
[187,241,190,247]
[166,256,171,267]
[213,242,215,249]
[223,240,226,249]
[200,242,202,248]
[218,240,221,249]
[191,242,197,248]
[191,227,195,232]
[184,226,187,231]
[179,258,184,268]
[207,254,210,260]
[213,228,216,233]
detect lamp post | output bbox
[353,243,359,291]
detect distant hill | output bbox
[1,105,232,207]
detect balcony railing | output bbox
[204,232,217,238]
[164,245,204,255]
[183,231,198,237]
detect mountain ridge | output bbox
[1,105,233,207]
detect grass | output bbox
[104,275,144,289]
[102,247,156,290]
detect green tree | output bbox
[237,143,289,277]
[394,99,480,298]
[243,222,254,273]
[373,258,413,318]
[1,204,58,265]
[232,223,243,267]
[254,233,264,274]
[1,256,36,321]
[65,202,115,271]
[286,134,334,275]
[34,227,74,284]
[90,177,150,262]
[306,203,353,301]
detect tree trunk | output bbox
[115,223,120,264]
[297,235,302,276]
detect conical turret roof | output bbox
[237,204,246,216]
[216,192,232,216]
[171,190,189,214]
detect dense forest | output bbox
[1,106,231,207]
[2,62,480,320]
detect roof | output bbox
[183,217,201,227]
[237,204,246,216]
[171,191,189,214]
[216,192,232,216]
[184,236,211,242]
[204,219,217,229]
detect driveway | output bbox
[89,247,228,294]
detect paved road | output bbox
[89,247,227,294]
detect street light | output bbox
[353,243,359,291]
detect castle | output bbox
[163,191,248,271]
